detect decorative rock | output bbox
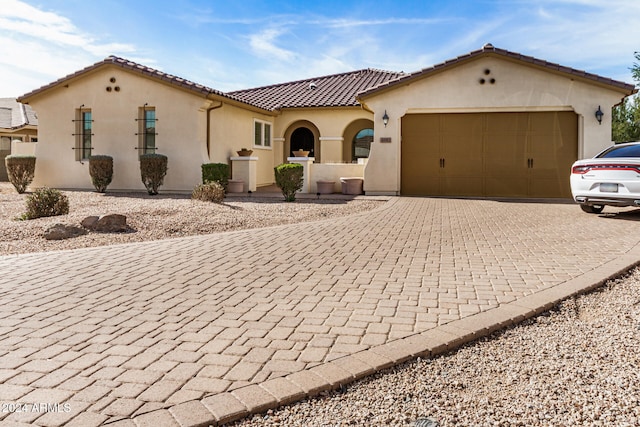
[44,224,88,240]
[92,214,129,233]
[81,215,99,229]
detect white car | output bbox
[571,142,640,213]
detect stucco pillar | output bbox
[319,137,343,163]
[230,156,258,192]
[287,157,315,193]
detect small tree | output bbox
[139,154,168,195]
[89,155,113,193]
[5,155,36,194]
[612,96,640,143]
[274,163,304,202]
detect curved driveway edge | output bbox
[1,198,640,426]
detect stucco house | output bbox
[17,44,636,197]
[0,98,38,181]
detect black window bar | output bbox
[135,103,159,152]
[71,104,94,162]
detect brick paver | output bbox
[2,197,640,425]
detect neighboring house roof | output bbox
[17,56,258,109]
[229,69,406,110]
[0,98,37,130]
[358,44,638,99]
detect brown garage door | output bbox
[401,112,577,198]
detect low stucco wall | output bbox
[11,141,37,156]
[309,163,364,193]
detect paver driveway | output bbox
[1,197,640,426]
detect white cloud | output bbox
[248,28,296,61]
[0,0,137,96]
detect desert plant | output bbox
[89,155,113,193]
[192,181,225,203]
[274,163,304,202]
[5,155,36,194]
[139,153,168,195]
[24,187,69,219]
[201,163,229,189]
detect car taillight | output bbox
[572,164,640,174]
[572,165,591,174]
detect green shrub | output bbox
[24,187,69,219]
[192,181,225,203]
[89,155,113,193]
[274,163,304,202]
[139,153,168,195]
[5,155,36,194]
[201,163,229,189]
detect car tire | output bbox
[580,204,604,214]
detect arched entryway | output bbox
[343,118,374,162]
[290,127,315,157]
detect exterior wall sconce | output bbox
[382,110,389,127]
[595,105,604,125]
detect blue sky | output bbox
[1,0,639,98]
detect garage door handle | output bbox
[527,158,534,168]
[440,158,445,168]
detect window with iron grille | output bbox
[74,108,93,161]
[138,106,157,154]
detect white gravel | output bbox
[232,269,640,427]
[0,183,385,256]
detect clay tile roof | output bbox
[0,98,37,129]
[358,44,637,98]
[229,68,407,110]
[17,56,253,108]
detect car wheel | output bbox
[580,204,604,214]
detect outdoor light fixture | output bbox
[595,105,604,125]
[382,110,389,127]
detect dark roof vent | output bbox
[309,82,317,90]
[483,43,494,49]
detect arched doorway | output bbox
[290,127,315,157]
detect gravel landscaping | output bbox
[232,269,640,427]
[0,183,385,256]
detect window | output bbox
[1,136,11,151]
[353,128,373,159]
[254,120,272,148]
[74,108,93,161]
[138,106,157,154]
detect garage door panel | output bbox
[442,177,484,196]
[485,177,529,197]
[529,177,571,198]
[401,112,577,198]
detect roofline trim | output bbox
[357,44,637,99]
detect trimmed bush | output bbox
[274,163,304,202]
[139,153,168,195]
[5,155,36,194]
[24,187,69,219]
[201,163,229,189]
[192,181,225,203]
[89,155,113,193]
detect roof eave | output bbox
[358,46,637,100]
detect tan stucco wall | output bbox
[26,66,211,191]
[209,105,275,187]
[362,56,631,195]
[309,163,364,193]
[275,108,373,163]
